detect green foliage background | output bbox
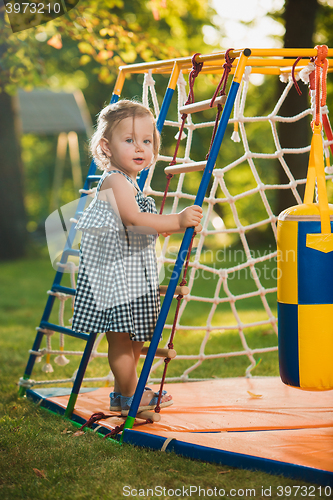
[2,1,333,240]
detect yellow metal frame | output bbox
[113,47,333,96]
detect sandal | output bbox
[121,390,173,416]
[110,387,152,411]
[109,391,121,411]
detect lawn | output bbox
[0,254,321,499]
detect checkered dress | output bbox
[71,170,161,342]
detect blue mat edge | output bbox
[122,430,333,487]
[26,388,333,487]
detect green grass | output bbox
[0,255,324,499]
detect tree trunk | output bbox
[0,5,28,259]
[0,91,28,259]
[276,0,319,215]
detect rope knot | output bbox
[187,53,203,105]
[223,48,235,72]
[191,52,204,78]
[210,48,235,108]
[225,48,235,66]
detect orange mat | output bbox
[27,377,333,484]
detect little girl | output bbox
[72,99,203,415]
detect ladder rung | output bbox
[134,410,161,421]
[179,95,227,115]
[63,248,80,257]
[39,321,89,341]
[159,285,189,296]
[165,161,206,175]
[87,175,102,184]
[52,284,76,296]
[141,347,177,359]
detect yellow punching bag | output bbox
[277,124,333,391]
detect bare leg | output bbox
[106,331,172,405]
[111,338,143,394]
[106,331,142,397]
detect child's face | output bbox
[101,115,155,181]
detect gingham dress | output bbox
[71,169,161,342]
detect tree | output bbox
[0,7,28,259]
[276,0,320,214]
[0,0,217,259]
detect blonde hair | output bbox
[90,99,160,171]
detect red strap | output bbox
[314,45,329,127]
[291,56,303,96]
[79,411,113,430]
[206,49,235,160]
[210,48,235,106]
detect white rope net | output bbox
[24,63,333,389]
